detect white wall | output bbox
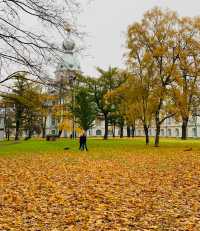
[0,130,4,140]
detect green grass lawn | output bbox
[0,138,200,230]
[0,137,200,156]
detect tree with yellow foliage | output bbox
[170,16,200,140]
[127,7,180,146]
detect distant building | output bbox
[89,115,199,138]
[0,103,200,139]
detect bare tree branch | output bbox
[0,0,80,83]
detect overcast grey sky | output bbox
[78,0,200,76]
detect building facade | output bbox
[0,108,200,139]
[87,116,200,138]
[134,116,199,138]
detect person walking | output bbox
[79,132,88,151]
[82,133,88,151]
[79,134,83,150]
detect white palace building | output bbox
[86,116,200,138]
[0,108,200,140]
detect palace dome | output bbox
[63,38,75,52]
[55,36,80,76]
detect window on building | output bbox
[118,130,121,136]
[51,117,56,126]
[51,130,56,135]
[167,117,172,125]
[191,116,196,123]
[175,128,179,137]
[149,129,151,136]
[167,129,172,137]
[96,130,102,136]
[192,127,197,137]
[161,129,164,136]
[138,130,141,136]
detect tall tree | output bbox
[109,75,155,145]
[171,17,200,140]
[89,67,120,139]
[125,37,158,144]
[0,101,14,140]
[23,87,42,139]
[127,7,179,146]
[1,72,43,140]
[71,87,97,132]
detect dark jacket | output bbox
[80,135,86,144]
[82,135,86,143]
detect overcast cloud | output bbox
[78,0,200,76]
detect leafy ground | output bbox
[0,138,200,230]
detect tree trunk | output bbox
[120,125,124,138]
[15,118,20,141]
[112,123,116,137]
[144,124,149,145]
[181,117,188,140]
[127,125,131,138]
[155,110,161,147]
[15,106,23,141]
[58,129,62,138]
[4,105,7,140]
[42,117,47,138]
[154,99,163,147]
[42,127,46,138]
[28,128,32,139]
[155,122,160,147]
[7,129,10,141]
[131,124,135,138]
[27,118,33,139]
[104,113,108,140]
